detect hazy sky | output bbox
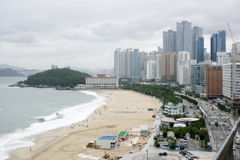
[0,0,239,70]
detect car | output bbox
[159,152,167,156]
[221,136,223,140]
[233,147,236,150]
[229,127,232,130]
[190,156,199,159]
[222,123,225,126]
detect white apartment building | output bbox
[177,60,197,85]
[217,52,231,65]
[178,51,190,61]
[156,54,162,80]
[163,102,183,115]
[114,48,131,79]
[146,60,156,80]
[222,63,240,100]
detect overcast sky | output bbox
[0,0,239,70]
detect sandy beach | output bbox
[11,90,159,160]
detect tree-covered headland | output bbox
[20,68,90,88]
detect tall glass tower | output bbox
[211,30,226,62]
[197,37,204,63]
[176,21,192,55]
[163,30,176,54]
[192,26,203,60]
[131,49,142,82]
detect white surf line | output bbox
[38,134,68,151]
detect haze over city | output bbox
[0,0,239,70]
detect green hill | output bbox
[0,68,24,77]
[23,68,90,88]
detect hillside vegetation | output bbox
[23,68,90,88]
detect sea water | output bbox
[0,77,106,159]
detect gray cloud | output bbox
[0,0,239,70]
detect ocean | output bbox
[0,77,106,160]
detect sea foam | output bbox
[0,91,106,160]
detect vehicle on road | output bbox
[236,139,240,145]
[159,152,167,156]
[221,136,223,140]
[215,122,218,126]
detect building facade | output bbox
[163,102,183,115]
[192,26,203,60]
[197,37,204,63]
[204,48,210,61]
[211,30,226,62]
[176,21,192,55]
[114,48,131,79]
[191,63,208,94]
[217,52,231,65]
[131,49,142,82]
[177,60,197,85]
[85,74,118,89]
[232,42,240,55]
[156,54,162,80]
[146,60,156,80]
[163,29,176,54]
[161,52,178,81]
[206,65,222,99]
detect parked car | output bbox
[221,136,223,140]
[159,152,167,156]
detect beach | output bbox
[11,90,159,160]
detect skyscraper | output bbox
[197,37,204,63]
[163,30,176,53]
[114,48,131,79]
[149,51,158,60]
[146,60,156,80]
[176,21,192,55]
[158,46,164,54]
[192,26,203,60]
[131,49,142,82]
[232,42,240,55]
[211,30,226,62]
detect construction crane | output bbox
[227,23,239,55]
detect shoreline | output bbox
[10,90,159,160]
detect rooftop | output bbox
[118,131,127,138]
[98,136,117,140]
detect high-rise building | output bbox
[211,30,226,62]
[178,51,190,61]
[146,60,156,80]
[176,21,192,55]
[161,52,178,81]
[141,51,148,81]
[158,46,164,54]
[191,63,208,94]
[131,49,142,82]
[232,42,240,55]
[156,54,162,80]
[197,37,204,63]
[222,61,240,110]
[114,48,131,80]
[163,30,176,53]
[177,60,197,85]
[149,51,158,60]
[217,52,231,65]
[192,26,203,60]
[204,48,210,61]
[177,51,196,85]
[206,65,222,99]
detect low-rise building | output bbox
[163,102,183,115]
[76,74,118,89]
[95,136,119,149]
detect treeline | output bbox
[217,103,228,112]
[120,83,183,105]
[178,95,198,105]
[23,68,90,88]
[159,117,209,148]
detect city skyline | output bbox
[0,0,239,70]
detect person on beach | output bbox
[30,148,31,151]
